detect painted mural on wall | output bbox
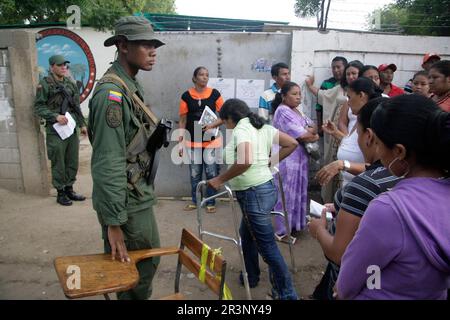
[36,28,96,103]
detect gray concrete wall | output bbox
[136,32,292,197]
[0,30,50,195]
[5,27,292,198]
[0,48,21,191]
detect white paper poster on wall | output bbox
[208,78,235,102]
[235,79,265,109]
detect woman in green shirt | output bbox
[208,98,299,299]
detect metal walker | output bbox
[270,166,297,273]
[196,181,252,300]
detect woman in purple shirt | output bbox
[271,81,319,239]
[337,94,450,300]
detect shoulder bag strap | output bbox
[101,73,159,125]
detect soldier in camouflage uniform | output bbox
[88,16,165,300]
[34,55,87,206]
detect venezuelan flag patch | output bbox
[108,90,122,103]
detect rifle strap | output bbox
[101,73,159,125]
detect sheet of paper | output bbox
[236,79,265,109]
[309,200,333,221]
[53,112,76,140]
[198,105,219,137]
[209,78,235,101]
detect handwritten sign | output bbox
[209,78,235,101]
[236,79,265,109]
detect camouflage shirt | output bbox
[34,75,85,129]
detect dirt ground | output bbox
[0,138,327,300]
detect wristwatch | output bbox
[342,160,351,172]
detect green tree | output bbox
[143,0,175,14]
[294,0,331,30]
[82,0,147,31]
[294,0,323,17]
[0,0,79,24]
[0,0,176,30]
[368,0,450,36]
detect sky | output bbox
[175,0,395,31]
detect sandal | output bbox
[183,204,197,211]
[274,233,287,242]
[274,233,297,244]
[206,205,216,213]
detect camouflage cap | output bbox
[104,16,165,48]
[49,55,70,65]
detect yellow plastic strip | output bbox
[198,243,209,283]
[199,244,233,299]
[222,283,233,300]
[210,248,222,271]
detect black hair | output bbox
[340,60,364,88]
[193,66,208,81]
[332,56,348,65]
[370,94,450,172]
[429,60,450,77]
[270,81,300,115]
[219,98,265,129]
[357,97,389,130]
[271,62,289,77]
[361,65,380,76]
[413,70,428,80]
[348,77,383,100]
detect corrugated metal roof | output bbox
[143,13,289,32]
[0,13,289,32]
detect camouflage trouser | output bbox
[45,128,80,190]
[102,205,161,300]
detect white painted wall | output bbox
[290,29,450,119]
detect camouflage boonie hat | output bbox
[104,16,165,48]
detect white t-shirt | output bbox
[347,107,357,134]
[337,126,364,186]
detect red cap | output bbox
[378,63,397,72]
[422,53,441,66]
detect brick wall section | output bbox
[0,49,24,192]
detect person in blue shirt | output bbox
[258,62,290,123]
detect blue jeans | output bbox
[235,179,298,300]
[188,148,218,206]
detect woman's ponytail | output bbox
[220,98,265,129]
[271,92,283,115]
[248,112,265,129]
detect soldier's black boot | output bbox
[57,189,73,206]
[64,186,86,201]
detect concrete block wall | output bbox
[0,31,50,195]
[0,49,24,192]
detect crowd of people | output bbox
[34,15,450,300]
[180,53,450,300]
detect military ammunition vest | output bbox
[45,76,76,113]
[97,72,159,196]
